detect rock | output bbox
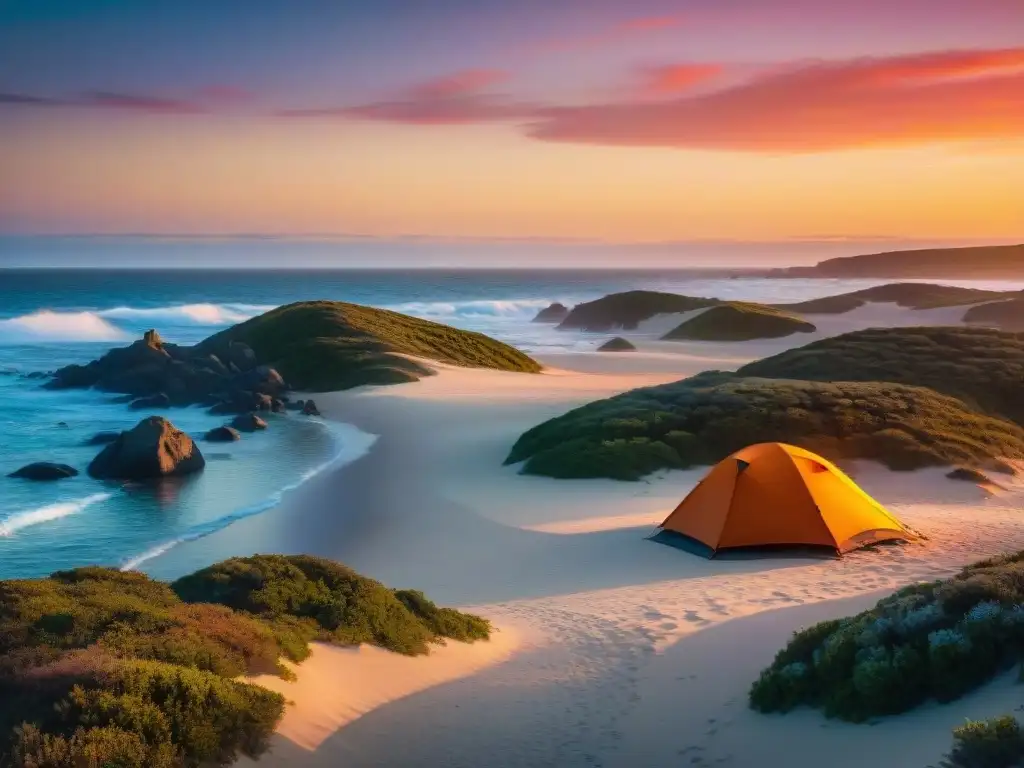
[532,302,570,323]
[271,398,286,413]
[237,365,287,396]
[598,337,637,352]
[88,416,205,480]
[205,426,241,442]
[56,422,69,429]
[946,467,995,484]
[85,431,121,446]
[209,391,272,415]
[8,462,79,481]
[129,392,171,409]
[287,399,306,411]
[226,341,257,371]
[301,399,321,416]
[143,329,164,348]
[230,413,267,432]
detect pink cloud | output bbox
[527,47,1024,152]
[527,13,684,56]
[80,92,205,113]
[280,68,531,125]
[638,63,726,95]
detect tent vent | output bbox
[736,459,751,473]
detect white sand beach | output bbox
[163,304,1024,768]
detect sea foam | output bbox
[0,311,129,344]
[0,492,113,536]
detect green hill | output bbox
[557,291,719,332]
[964,298,1024,331]
[663,303,816,341]
[199,300,541,390]
[738,326,1024,424]
[0,555,489,767]
[505,372,1024,481]
[776,283,1014,315]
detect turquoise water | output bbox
[2,252,1022,579]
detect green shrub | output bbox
[939,716,1024,768]
[750,554,1024,721]
[558,291,719,331]
[0,556,490,766]
[507,372,1024,481]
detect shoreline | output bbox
[140,347,1024,767]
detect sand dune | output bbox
[145,305,1024,768]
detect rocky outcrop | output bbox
[85,431,121,446]
[129,392,171,410]
[45,329,288,411]
[598,337,636,352]
[532,303,570,323]
[231,413,267,432]
[205,426,241,442]
[87,416,205,480]
[301,400,321,416]
[9,462,79,481]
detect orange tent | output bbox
[657,443,910,556]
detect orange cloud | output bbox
[528,47,1024,152]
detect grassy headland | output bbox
[0,555,489,767]
[738,327,1024,425]
[557,291,719,332]
[776,283,1015,315]
[662,303,816,341]
[769,244,1024,279]
[198,301,541,391]
[504,372,1024,481]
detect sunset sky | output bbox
[1,0,1023,245]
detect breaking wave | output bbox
[0,493,113,537]
[0,311,130,344]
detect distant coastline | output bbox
[768,243,1024,279]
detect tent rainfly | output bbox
[656,442,911,556]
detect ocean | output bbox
[2,263,1023,580]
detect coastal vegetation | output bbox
[738,327,1024,425]
[44,302,541,403]
[662,303,816,341]
[748,548,1024,737]
[199,301,541,390]
[557,291,718,332]
[505,372,1024,481]
[0,555,489,767]
[777,283,1015,315]
[768,243,1024,279]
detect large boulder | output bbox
[301,399,321,416]
[598,337,636,352]
[205,426,241,442]
[9,462,79,481]
[209,391,273,415]
[532,302,570,323]
[231,413,267,432]
[87,416,206,480]
[236,365,287,396]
